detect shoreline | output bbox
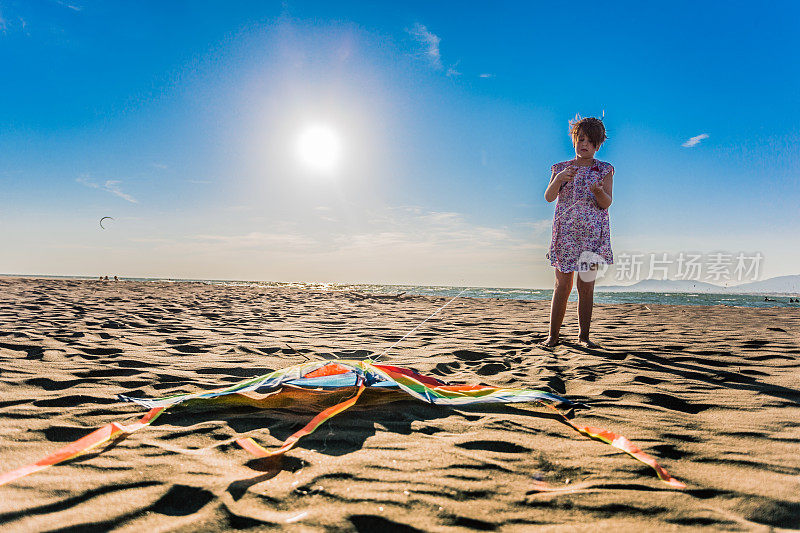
[1,274,798,308]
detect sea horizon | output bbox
[5,273,799,309]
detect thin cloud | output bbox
[103,180,137,203]
[192,232,316,250]
[517,219,552,235]
[0,7,30,35]
[479,73,495,79]
[682,133,709,148]
[76,176,101,190]
[225,205,253,212]
[446,61,462,77]
[55,1,83,11]
[131,237,173,244]
[76,176,138,203]
[340,207,519,252]
[407,23,442,70]
[419,211,463,227]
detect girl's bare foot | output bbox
[538,336,559,348]
[578,338,600,348]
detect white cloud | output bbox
[131,237,173,244]
[103,180,137,203]
[76,176,138,203]
[682,133,709,148]
[334,208,528,255]
[55,1,83,11]
[479,73,495,79]
[517,219,552,235]
[407,23,442,70]
[191,232,316,250]
[186,207,539,261]
[446,61,462,77]
[76,176,99,189]
[419,211,463,227]
[0,7,31,35]
[225,205,253,212]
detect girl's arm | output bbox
[590,169,614,209]
[544,167,575,203]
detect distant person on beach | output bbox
[541,116,614,348]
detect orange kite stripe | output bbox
[236,382,366,458]
[0,407,165,487]
[549,405,685,489]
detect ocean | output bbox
[10,275,799,309]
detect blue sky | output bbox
[1,1,798,287]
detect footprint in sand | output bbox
[740,339,770,349]
[456,440,531,453]
[149,485,215,517]
[33,394,118,408]
[475,362,507,376]
[600,390,711,414]
[452,350,488,361]
[24,377,84,391]
[0,342,44,359]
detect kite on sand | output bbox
[0,358,685,489]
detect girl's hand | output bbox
[555,166,577,184]
[589,181,604,196]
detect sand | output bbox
[0,277,799,532]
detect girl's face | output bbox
[574,133,598,159]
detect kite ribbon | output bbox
[550,406,685,489]
[0,407,165,487]
[236,381,366,458]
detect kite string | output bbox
[370,288,467,362]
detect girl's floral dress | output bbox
[546,159,614,272]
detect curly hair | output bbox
[569,116,607,148]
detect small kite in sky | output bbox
[99,217,114,229]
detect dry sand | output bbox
[1,277,799,532]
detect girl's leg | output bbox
[576,272,597,346]
[543,269,573,346]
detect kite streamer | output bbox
[0,407,164,487]
[0,359,684,489]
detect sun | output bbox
[295,124,342,174]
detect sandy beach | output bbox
[1,276,799,531]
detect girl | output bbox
[541,117,614,348]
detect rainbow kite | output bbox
[0,359,685,489]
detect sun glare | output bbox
[295,124,342,174]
